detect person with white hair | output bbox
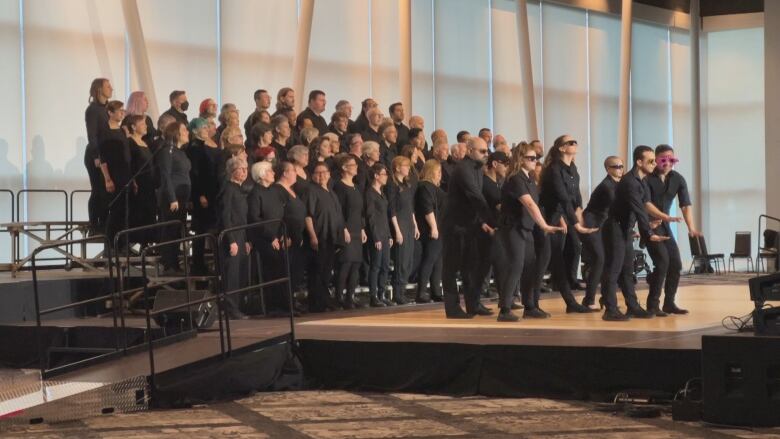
[219,156,251,319]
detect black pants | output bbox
[564,228,582,286]
[258,242,288,313]
[494,227,536,311]
[106,190,130,250]
[473,231,493,296]
[538,226,577,306]
[646,226,682,308]
[416,235,443,299]
[601,219,641,311]
[307,239,335,312]
[158,200,187,270]
[84,150,106,231]
[442,226,481,314]
[222,239,249,314]
[336,260,360,301]
[369,239,391,299]
[581,229,605,306]
[532,226,549,301]
[391,224,415,300]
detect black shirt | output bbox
[355,113,369,133]
[500,170,538,231]
[333,180,364,234]
[218,180,248,244]
[85,101,109,159]
[379,142,396,169]
[415,181,445,238]
[162,107,188,126]
[279,184,306,247]
[610,167,654,240]
[440,159,456,192]
[361,127,383,145]
[539,160,583,225]
[305,183,345,244]
[482,174,502,227]
[365,186,391,243]
[244,109,264,139]
[247,184,286,244]
[441,156,493,231]
[187,138,221,206]
[584,176,618,228]
[156,143,191,204]
[645,170,691,214]
[385,177,416,232]
[98,127,132,189]
[296,107,328,133]
[395,122,410,148]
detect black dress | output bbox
[385,177,417,302]
[279,184,307,292]
[155,143,191,270]
[187,138,221,233]
[333,180,364,262]
[99,127,132,241]
[415,180,445,300]
[248,184,287,313]
[128,137,157,244]
[304,183,345,311]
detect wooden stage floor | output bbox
[295,281,752,350]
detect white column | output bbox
[121,0,159,119]
[617,0,633,163]
[690,0,703,230]
[292,0,315,112]
[399,0,413,118]
[766,0,780,218]
[515,0,538,140]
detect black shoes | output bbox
[469,303,494,316]
[566,302,595,313]
[523,308,549,319]
[510,301,523,310]
[446,308,474,319]
[431,295,444,302]
[497,310,520,322]
[647,307,669,317]
[662,303,689,315]
[369,295,386,307]
[602,309,630,321]
[382,297,396,307]
[416,294,433,304]
[626,306,654,319]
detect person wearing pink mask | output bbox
[644,144,700,316]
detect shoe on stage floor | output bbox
[510,301,523,310]
[662,303,689,315]
[469,303,494,316]
[626,306,654,319]
[566,302,595,313]
[647,307,668,317]
[497,310,520,322]
[602,309,630,321]
[446,308,474,319]
[523,308,549,319]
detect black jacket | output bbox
[441,156,493,231]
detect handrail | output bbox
[0,189,13,222]
[16,189,69,265]
[31,235,110,375]
[68,189,91,224]
[217,219,295,355]
[140,233,223,401]
[756,214,780,274]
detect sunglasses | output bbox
[608,165,624,169]
[478,149,488,154]
[563,140,578,146]
[523,155,538,161]
[657,157,680,165]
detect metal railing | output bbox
[757,214,780,273]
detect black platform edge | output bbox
[297,339,701,401]
[151,334,300,408]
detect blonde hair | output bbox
[419,159,441,185]
[220,126,242,149]
[507,142,537,179]
[391,155,412,186]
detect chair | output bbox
[728,231,753,272]
[758,229,779,272]
[689,235,725,275]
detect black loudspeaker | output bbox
[152,290,216,330]
[702,335,780,426]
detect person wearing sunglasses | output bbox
[580,156,624,309]
[601,146,671,321]
[644,144,699,316]
[537,135,597,314]
[493,143,564,321]
[441,137,495,318]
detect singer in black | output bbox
[155,121,191,275]
[414,159,446,303]
[536,135,594,313]
[84,78,112,235]
[365,163,393,307]
[98,100,131,245]
[580,156,623,308]
[219,157,250,319]
[125,115,156,246]
[187,117,221,273]
[493,143,563,321]
[645,144,699,315]
[277,161,308,297]
[304,161,346,312]
[333,154,366,309]
[441,137,494,318]
[386,156,419,305]
[601,146,669,321]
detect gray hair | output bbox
[251,161,273,182]
[226,157,247,175]
[288,144,309,164]
[362,140,380,157]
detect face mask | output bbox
[180,100,189,111]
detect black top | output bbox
[584,176,618,228]
[128,137,155,187]
[379,142,396,169]
[353,155,369,194]
[296,107,328,133]
[414,181,445,238]
[85,101,108,158]
[385,177,416,233]
[305,183,345,244]
[333,180,364,233]
[247,183,286,244]
[292,175,309,199]
[187,138,221,206]
[354,113,369,133]
[610,167,654,240]
[365,186,391,243]
[440,159,456,192]
[271,140,289,163]
[156,144,191,204]
[244,109,263,139]
[500,170,538,231]
[645,170,691,214]
[539,160,582,225]
[98,127,132,189]
[482,174,502,227]
[361,127,383,145]
[441,156,493,231]
[279,184,307,247]
[162,107,188,126]
[122,114,157,146]
[328,122,348,143]
[218,180,248,244]
[395,122,410,148]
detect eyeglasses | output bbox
[608,165,624,169]
[477,149,488,154]
[523,155,538,161]
[563,140,578,146]
[536,154,543,160]
[657,157,680,165]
